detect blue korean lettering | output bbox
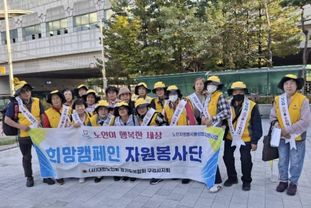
[172,146,188,161]
[46,147,61,163]
[125,147,139,162]
[141,147,155,161]
[189,146,203,163]
[92,145,106,162]
[62,146,76,163]
[77,146,91,163]
[156,146,171,161]
[107,146,121,162]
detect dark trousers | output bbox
[223,139,252,184]
[215,166,222,184]
[18,137,33,178]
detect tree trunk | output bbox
[258,7,263,68]
[264,2,272,67]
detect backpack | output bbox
[1,97,19,136]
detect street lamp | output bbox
[95,7,112,91]
[99,20,108,90]
[0,0,32,96]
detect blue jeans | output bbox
[278,139,306,185]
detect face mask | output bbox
[169,95,178,102]
[233,94,244,102]
[206,85,217,94]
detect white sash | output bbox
[228,98,251,150]
[114,115,134,126]
[202,95,211,119]
[170,99,187,126]
[141,108,156,126]
[99,114,114,126]
[15,97,39,128]
[72,110,84,126]
[189,93,204,113]
[279,93,297,150]
[114,117,122,126]
[58,105,70,128]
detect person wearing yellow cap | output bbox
[42,90,71,128]
[150,81,167,113]
[42,90,71,185]
[89,100,115,183]
[113,101,138,182]
[74,84,88,98]
[82,89,100,114]
[134,82,153,104]
[270,74,311,196]
[201,76,231,193]
[224,81,262,191]
[89,100,115,127]
[135,98,167,185]
[163,85,196,184]
[135,98,167,127]
[4,79,55,187]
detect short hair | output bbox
[72,98,87,109]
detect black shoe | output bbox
[276,182,288,192]
[43,178,55,185]
[242,182,251,191]
[123,177,129,181]
[181,179,190,184]
[114,176,121,181]
[150,178,163,185]
[26,177,34,187]
[286,183,297,196]
[224,178,238,187]
[94,177,103,183]
[129,177,136,182]
[56,178,64,185]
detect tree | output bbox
[262,0,301,66]
[103,14,142,84]
[280,0,311,80]
[99,0,304,81]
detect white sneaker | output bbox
[209,183,223,193]
[79,178,85,183]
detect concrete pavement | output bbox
[0,120,310,208]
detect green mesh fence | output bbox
[136,65,310,97]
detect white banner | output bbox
[29,126,224,188]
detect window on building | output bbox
[22,24,41,41]
[1,29,18,45]
[73,12,97,32]
[47,18,68,37]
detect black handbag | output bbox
[262,120,279,161]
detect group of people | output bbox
[4,74,310,196]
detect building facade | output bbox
[0,0,112,95]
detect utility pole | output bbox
[99,20,107,90]
[3,0,14,96]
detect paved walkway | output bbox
[0,120,310,208]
